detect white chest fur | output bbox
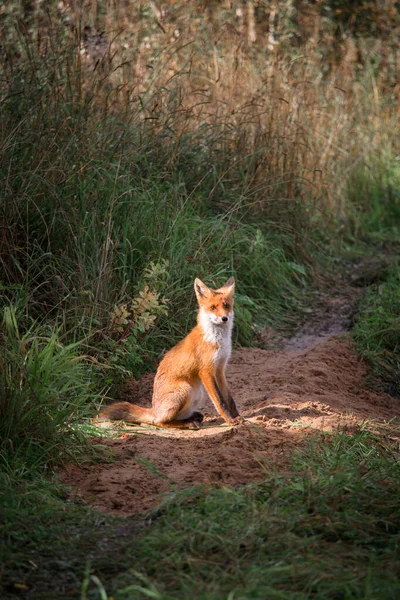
[198,308,233,367]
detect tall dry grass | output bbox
[2,1,398,224]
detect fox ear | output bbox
[194,278,211,300]
[220,276,235,295]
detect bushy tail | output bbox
[99,401,154,425]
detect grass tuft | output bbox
[0,306,104,476]
[352,267,400,396]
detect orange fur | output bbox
[99,277,239,429]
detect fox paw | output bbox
[186,412,204,429]
[229,416,245,426]
[191,411,204,423]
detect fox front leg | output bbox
[199,371,236,424]
[215,369,239,419]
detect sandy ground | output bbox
[61,283,400,515]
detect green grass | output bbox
[347,154,400,244]
[2,430,400,599]
[0,476,129,599]
[0,306,105,479]
[352,267,400,396]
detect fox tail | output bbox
[99,401,154,425]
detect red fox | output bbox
[99,277,240,429]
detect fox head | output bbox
[194,277,235,327]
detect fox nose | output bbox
[222,316,228,322]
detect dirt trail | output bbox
[61,281,400,516]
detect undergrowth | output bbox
[0,307,104,477]
[347,154,400,242]
[353,266,400,396]
[2,430,400,599]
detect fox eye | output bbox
[210,305,217,311]
[223,303,230,309]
